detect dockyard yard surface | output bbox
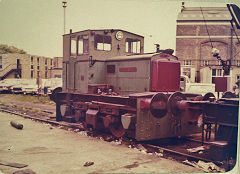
[0,94,205,174]
[0,111,203,174]
[0,94,238,174]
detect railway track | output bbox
[0,103,235,172]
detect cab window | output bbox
[70,36,77,56]
[78,35,89,55]
[94,34,111,51]
[126,38,140,53]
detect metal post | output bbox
[62,0,67,34]
[230,28,233,60]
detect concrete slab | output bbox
[0,112,202,174]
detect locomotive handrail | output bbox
[91,101,136,111]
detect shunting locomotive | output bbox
[51,29,206,141]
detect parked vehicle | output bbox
[180,75,216,97]
[0,79,23,93]
[41,78,62,95]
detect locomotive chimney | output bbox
[155,44,160,53]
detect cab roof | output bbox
[63,29,144,38]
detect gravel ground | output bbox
[0,111,203,174]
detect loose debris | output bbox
[111,139,122,145]
[127,144,164,157]
[135,144,147,153]
[13,169,36,174]
[103,135,115,142]
[83,162,94,167]
[124,162,139,169]
[10,121,23,130]
[73,129,79,132]
[0,160,28,168]
[186,146,205,153]
[183,160,225,173]
[186,145,210,154]
[155,152,163,157]
[77,131,89,136]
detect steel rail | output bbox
[0,106,84,130]
[144,143,222,166]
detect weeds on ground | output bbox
[0,94,55,105]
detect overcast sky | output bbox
[0,0,240,58]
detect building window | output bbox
[236,74,240,81]
[94,34,112,51]
[37,71,40,77]
[236,60,240,66]
[31,70,34,78]
[212,69,223,83]
[45,66,47,71]
[71,36,77,56]
[45,72,47,78]
[31,65,34,69]
[202,60,209,66]
[183,60,192,66]
[37,57,40,65]
[182,67,191,79]
[17,59,20,69]
[37,66,39,70]
[45,59,47,65]
[54,74,62,78]
[0,56,2,69]
[31,56,33,64]
[51,59,53,66]
[125,38,140,53]
[78,35,89,55]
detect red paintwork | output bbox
[215,77,228,92]
[140,98,151,110]
[119,67,137,72]
[159,54,169,58]
[151,60,180,92]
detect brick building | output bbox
[176,5,240,91]
[49,57,63,78]
[0,53,62,80]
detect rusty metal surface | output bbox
[85,109,98,129]
[150,93,168,118]
[167,92,187,117]
[109,122,125,138]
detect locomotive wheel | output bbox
[150,93,168,118]
[203,92,215,101]
[109,122,125,138]
[167,92,186,117]
[222,91,236,98]
[50,87,62,102]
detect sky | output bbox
[0,0,240,58]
